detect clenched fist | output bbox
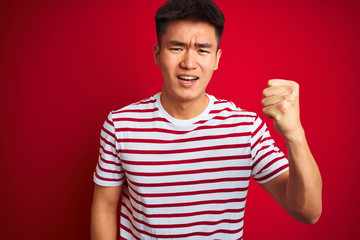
[261,79,303,141]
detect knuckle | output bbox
[268,79,276,87]
[262,107,268,116]
[261,98,267,106]
[290,80,299,89]
[262,107,271,117]
[287,85,298,96]
[262,89,268,97]
[279,102,289,113]
[284,86,292,94]
[284,94,295,104]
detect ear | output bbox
[153,44,160,66]
[214,49,222,70]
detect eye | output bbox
[198,49,210,53]
[170,48,182,51]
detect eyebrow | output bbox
[167,40,213,49]
[167,40,186,47]
[196,43,213,49]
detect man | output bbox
[91,0,322,239]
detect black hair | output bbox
[155,0,225,47]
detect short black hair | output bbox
[155,0,225,47]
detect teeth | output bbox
[178,76,198,81]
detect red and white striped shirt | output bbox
[94,93,288,240]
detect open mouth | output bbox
[177,75,199,84]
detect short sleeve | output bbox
[250,116,289,184]
[93,112,125,186]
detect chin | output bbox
[174,90,204,102]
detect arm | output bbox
[260,79,322,224]
[91,184,123,240]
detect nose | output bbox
[180,50,197,69]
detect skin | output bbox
[261,79,322,224]
[91,20,322,240]
[153,20,222,119]
[91,184,122,240]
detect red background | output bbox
[1,0,359,239]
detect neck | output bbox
[160,93,209,120]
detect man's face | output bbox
[154,20,222,104]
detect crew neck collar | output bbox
[155,93,214,126]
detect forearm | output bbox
[91,207,118,240]
[285,128,322,224]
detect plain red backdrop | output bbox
[1,0,359,239]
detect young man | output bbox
[91,0,322,239]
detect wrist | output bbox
[283,127,306,144]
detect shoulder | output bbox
[209,94,258,119]
[110,94,159,118]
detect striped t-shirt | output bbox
[93,93,289,240]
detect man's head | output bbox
[153,0,225,108]
[155,0,225,48]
